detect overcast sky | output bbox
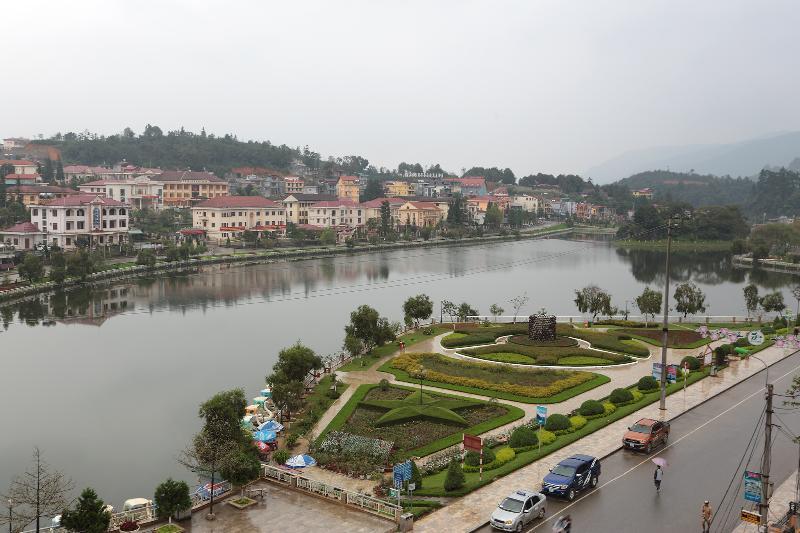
[4,0,800,178]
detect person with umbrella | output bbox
[652,458,666,492]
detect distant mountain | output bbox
[586,131,800,183]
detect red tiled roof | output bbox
[282,194,337,202]
[338,176,359,182]
[6,185,78,194]
[360,197,406,208]
[39,194,126,207]
[0,160,36,166]
[159,170,225,183]
[310,200,360,208]
[4,173,40,181]
[404,201,443,210]
[1,222,43,233]
[194,196,280,208]
[219,226,246,232]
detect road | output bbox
[474,349,800,533]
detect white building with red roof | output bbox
[30,194,130,249]
[307,199,365,228]
[191,196,286,243]
[0,222,47,251]
[444,176,487,196]
[0,159,37,175]
[78,175,164,210]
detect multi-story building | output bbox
[384,180,415,197]
[283,194,336,225]
[444,177,487,196]
[159,171,229,207]
[5,185,79,207]
[191,196,286,243]
[31,194,130,249]
[0,222,47,251]
[283,176,304,194]
[78,176,164,210]
[302,184,319,195]
[632,188,654,200]
[360,197,406,223]
[393,201,446,228]
[511,194,541,213]
[0,159,38,175]
[2,138,30,151]
[336,176,360,202]
[307,200,365,228]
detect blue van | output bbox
[541,454,601,501]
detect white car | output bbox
[490,489,546,532]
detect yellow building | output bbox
[283,176,304,194]
[192,196,286,243]
[394,201,445,228]
[336,176,360,202]
[384,180,415,197]
[160,171,229,207]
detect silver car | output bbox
[490,489,546,532]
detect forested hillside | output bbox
[617,170,754,207]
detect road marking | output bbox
[530,358,800,530]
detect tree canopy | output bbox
[673,282,707,317]
[574,285,613,321]
[60,487,110,533]
[403,294,433,327]
[635,287,662,326]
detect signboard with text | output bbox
[463,434,482,453]
[536,406,548,427]
[748,330,765,346]
[743,471,762,503]
[667,364,678,384]
[652,363,663,382]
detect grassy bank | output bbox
[337,325,452,372]
[614,239,733,252]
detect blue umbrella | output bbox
[258,420,284,432]
[286,454,316,468]
[253,430,277,442]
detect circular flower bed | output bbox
[509,335,578,347]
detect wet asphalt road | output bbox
[474,349,800,533]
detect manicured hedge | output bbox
[509,426,538,448]
[465,446,496,466]
[578,399,605,416]
[637,375,659,391]
[609,388,634,405]
[680,355,701,371]
[544,413,571,431]
[556,324,650,357]
[508,335,578,348]
[441,324,527,347]
[461,344,633,365]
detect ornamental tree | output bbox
[635,287,662,326]
[574,285,613,322]
[154,478,191,524]
[403,294,433,327]
[743,284,760,318]
[60,487,110,533]
[673,282,707,318]
[759,292,786,318]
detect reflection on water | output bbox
[0,238,798,510]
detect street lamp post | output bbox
[658,220,674,411]
[8,499,12,533]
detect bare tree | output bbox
[2,448,74,533]
[509,293,530,323]
[178,430,236,520]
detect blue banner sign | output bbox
[535,406,547,427]
[743,471,762,503]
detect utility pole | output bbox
[659,219,674,411]
[760,383,773,530]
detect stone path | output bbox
[415,343,798,532]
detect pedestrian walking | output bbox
[701,501,712,532]
[654,465,663,492]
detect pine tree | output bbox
[60,487,110,533]
[55,158,65,183]
[443,459,465,491]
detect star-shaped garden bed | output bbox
[359,390,483,427]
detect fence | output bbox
[260,463,400,521]
[469,315,757,325]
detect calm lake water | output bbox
[1,237,798,510]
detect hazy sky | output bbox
[5,0,800,177]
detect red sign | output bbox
[463,434,482,452]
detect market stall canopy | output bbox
[258,420,284,432]
[253,430,277,442]
[286,454,316,468]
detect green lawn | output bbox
[616,328,710,349]
[556,356,614,366]
[415,368,710,496]
[460,343,633,366]
[379,355,610,404]
[316,383,524,460]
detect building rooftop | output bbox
[6,185,78,194]
[39,194,126,207]
[158,170,225,183]
[1,222,43,233]
[0,159,36,166]
[283,194,337,202]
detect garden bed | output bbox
[381,353,609,403]
[440,324,528,348]
[460,344,634,366]
[314,383,524,471]
[227,496,257,509]
[556,324,651,357]
[508,335,578,347]
[616,328,709,349]
[415,368,710,496]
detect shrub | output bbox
[609,388,634,405]
[544,413,571,432]
[734,337,750,347]
[602,402,616,415]
[443,460,465,491]
[286,434,298,449]
[637,376,659,391]
[763,325,776,334]
[379,378,390,391]
[537,429,556,445]
[680,356,701,371]
[509,426,538,448]
[631,390,644,402]
[495,447,516,463]
[617,334,631,341]
[569,415,587,431]
[465,446,496,466]
[407,460,423,490]
[326,389,341,399]
[273,449,290,465]
[578,400,605,417]
[422,327,434,335]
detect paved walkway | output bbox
[732,470,798,532]
[415,343,797,532]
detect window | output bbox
[102,221,107,229]
[51,210,57,217]
[102,209,107,215]
[109,220,116,228]
[66,209,72,216]
[12,238,18,245]
[119,208,125,215]
[66,238,71,246]
[77,221,85,230]
[32,209,38,216]
[109,208,116,215]
[211,223,215,228]
[120,220,126,227]
[66,222,73,230]
[77,209,84,216]
[52,223,58,230]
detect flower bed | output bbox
[616,328,709,349]
[440,324,528,347]
[460,344,634,366]
[508,335,579,347]
[556,324,651,357]
[386,352,606,402]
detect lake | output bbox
[1,237,798,510]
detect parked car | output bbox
[490,489,546,531]
[623,418,670,453]
[541,454,601,501]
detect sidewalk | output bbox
[732,470,798,532]
[415,343,799,532]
